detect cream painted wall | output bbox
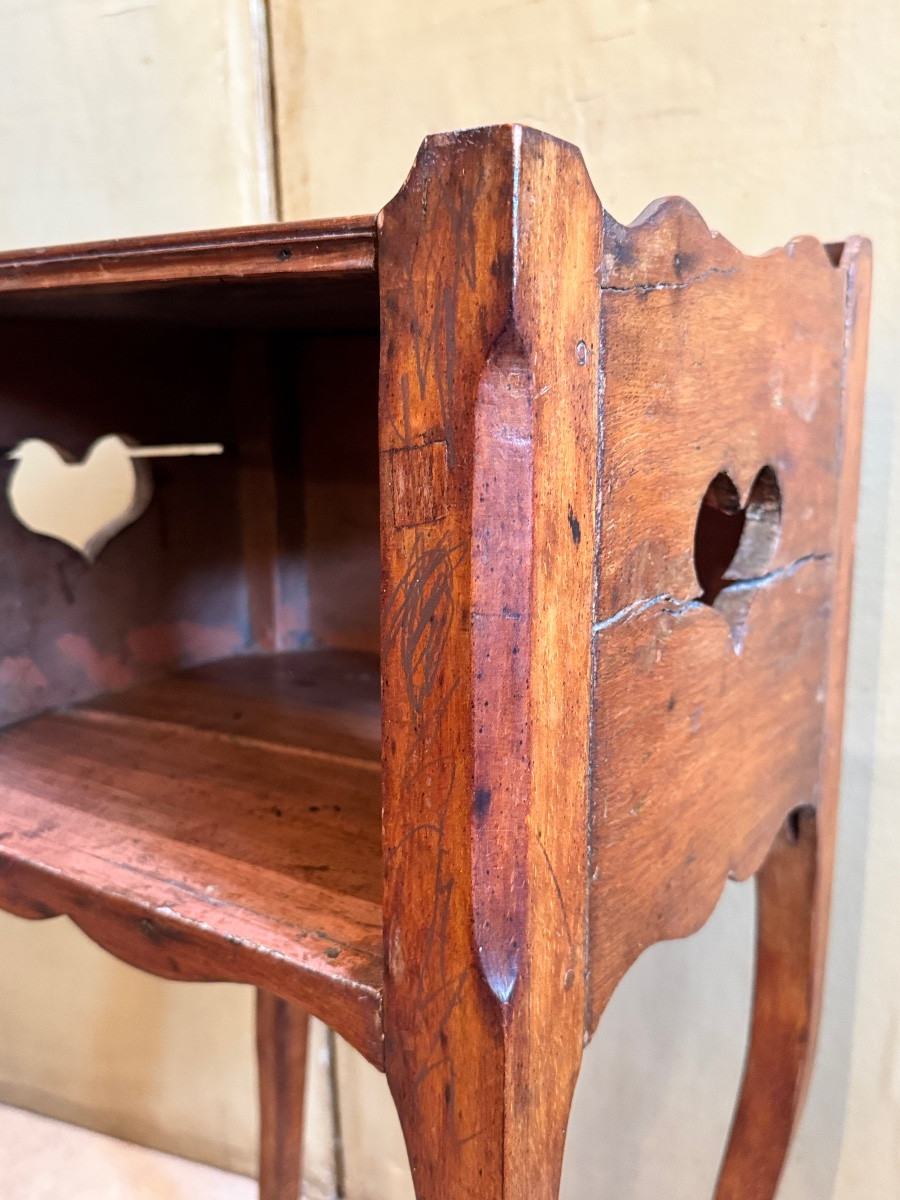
[0,2,339,1192]
[0,0,276,249]
[268,2,899,1197]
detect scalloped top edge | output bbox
[600,196,844,292]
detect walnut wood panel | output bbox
[715,235,871,1199]
[297,333,381,653]
[0,649,383,1064]
[232,333,293,654]
[229,330,381,655]
[0,321,255,725]
[257,990,310,1200]
[379,125,601,1200]
[0,279,379,329]
[587,201,865,1024]
[86,647,381,763]
[0,122,870,1200]
[376,126,868,1200]
[0,217,378,328]
[0,322,382,726]
[0,217,375,290]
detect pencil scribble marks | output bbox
[391,152,491,466]
[389,685,480,1147]
[385,535,463,714]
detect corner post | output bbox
[378,125,603,1200]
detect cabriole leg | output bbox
[715,806,831,1200]
[256,990,310,1200]
[387,1023,581,1200]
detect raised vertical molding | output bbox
[378,124,603,1200]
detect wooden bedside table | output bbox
[0,124,870,1200]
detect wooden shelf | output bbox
[0,123,872,1196]
[0,216,378,327]
[0,648,384,1065]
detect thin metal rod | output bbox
[326,1026,346,1200]
[127,443,224,458]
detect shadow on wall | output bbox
[563,881,753,1199]
[792,357,894,1195]
[560,369,891,1199]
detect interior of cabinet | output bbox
[0,252,385,1055]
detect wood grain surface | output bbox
[714,233,872,1200]
[377,126,868,1199]
[0,122,870,1200]
[379,124,602,1200]
[0,216,375,293]
[0,649,384,1065]
[256,990,310,1200]
[588,201,853,1019]
[0,218,377,326]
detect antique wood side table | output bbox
[0,125,870,1199]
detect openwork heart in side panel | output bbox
[5,434,223,561]
[693,465,783,637]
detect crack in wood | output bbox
[598,264,740,294]
[592,552,832,635]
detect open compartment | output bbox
[0,240,386,1061]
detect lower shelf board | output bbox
[0,648,385,1066]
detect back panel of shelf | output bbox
[0,310,381,728]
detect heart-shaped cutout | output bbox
[6,435,153,561]
[693,465,782,610]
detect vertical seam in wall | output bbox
[251,0,284,221]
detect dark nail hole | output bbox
[785,809,804,843]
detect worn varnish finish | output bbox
[0,125,869,1200]
[586,207,869,1198]
[589,203,851,1012]
[0,650,383,1065]
[377,128,867,1199]
[714,234,872,1200]
[256,990,310,1200]
[0,216,378,327]
[379,126,602,1200]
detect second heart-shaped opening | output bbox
[693,466,782,606]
